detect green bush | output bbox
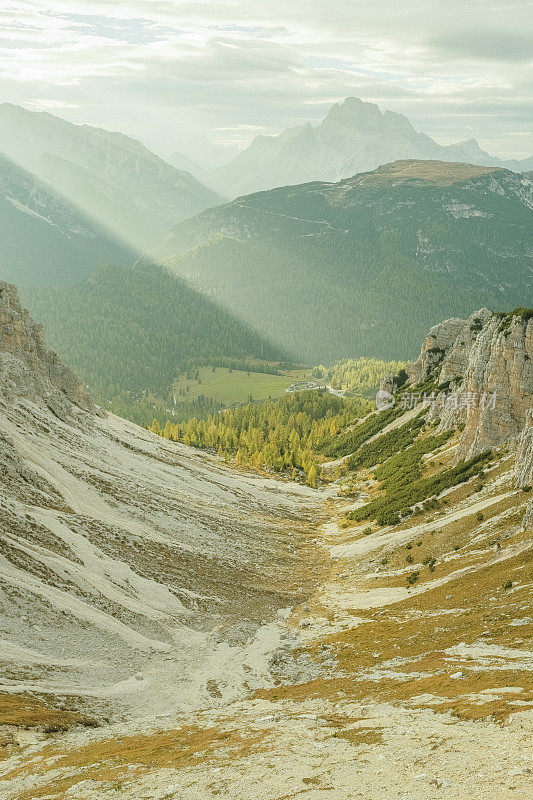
[346,411,426,470]
[347,451,491,525]
[320,407,402,458]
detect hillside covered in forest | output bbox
[150,160,532,362]
[22,264,287,423]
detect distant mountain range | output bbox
[150,160,533,362]
[211,97,533,197]
[0,104,223,252]
[3,101,532,414]
[0,153,135,286]
[169,136,239,190]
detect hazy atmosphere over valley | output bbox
[0,2,532,799]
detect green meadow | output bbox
[172,365,315,407]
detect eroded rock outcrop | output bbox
[515,414,533,486]
[407,308,533,461]
[0,281,94,415]
[515,414,533,530]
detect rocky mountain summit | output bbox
[212,97,533,197]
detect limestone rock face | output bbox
[0,281,94,414]
[515,415,533,530]
[515,415,533,488]
[407,316,467,386]
[523,499,533,531]
[407,308,532,460]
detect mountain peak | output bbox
[321,96,386,128]
[328,96,379,114]
[212,96,530,198]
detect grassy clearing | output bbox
[172,364,315,407]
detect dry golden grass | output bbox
[353,160,502,187]
[5,724,268,800]
[256,525,533,723]
[0,693,91,731]
[332,726,384,746]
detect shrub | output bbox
[376,510,401,526]
[320,406,403,458]
[347,451,491,525]
[406,571,420,585]
[346,411,427,470]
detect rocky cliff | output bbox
[515,415,533,530]
[0,281,93,415]
[407,307,533,462]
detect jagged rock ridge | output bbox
[406,307,533,526]
[0,281,93,414]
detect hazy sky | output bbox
[1,1,531,160]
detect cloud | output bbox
[0,1,530,159]
[24,98,80,110]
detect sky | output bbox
[0,0,531,161]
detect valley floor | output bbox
[0,414,532,799]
